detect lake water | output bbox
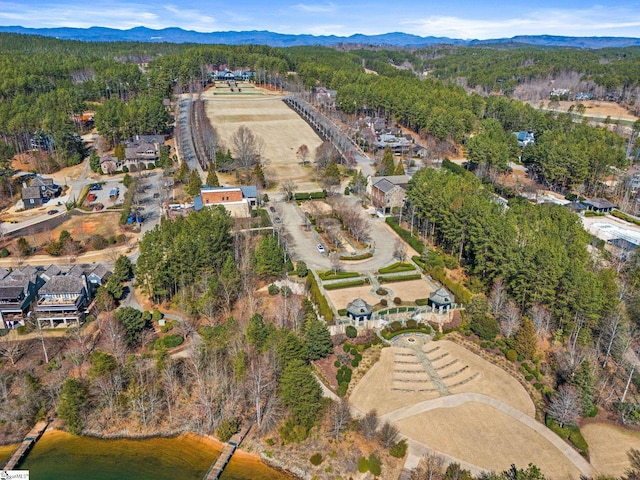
[17,430,293,480]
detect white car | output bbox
[316,244,326,254]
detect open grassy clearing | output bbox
[325,279,435,311]
[202,84,323,192]
[396,403,582,479]
[582,422,640,477]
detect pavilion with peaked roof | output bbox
[346,298,373,324]
[428,287,453,310]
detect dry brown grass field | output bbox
[582,422,640,477]
[325,280,435,311]
[202,84,323,192]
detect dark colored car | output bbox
[47,209,58,215]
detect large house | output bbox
[35,270,90,328]
[367,175,410,214]
[21,176,61,209]
[124,135,166,168]
[194,185,258,218]
[513,131,535,148]
[0,266,44,328]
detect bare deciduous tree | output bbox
[547,384,582,427]
[296,144,310,165]
[232,126,263,170]
[488,278,506,317]
[330,397,351,441]
[378,420,399,448]
[315,141,337,169]
[0,335,22,366]
[529,303,552,338]
[393,238,408,263]
[412,452,446,480]
[329,251,343,275]
[280,180,298,201]
[360,409,379,440]
[499,300,521,337]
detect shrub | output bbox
[341,252,373,261]
[376,287,388,296]
[506,349,518,362]
[379,274,422,283]
[525,374,533,381]
[351,358,360,368]
[0,247,10,257]
[280,285,292,298]
[385,217,424,253]
[152,309,163,321]
[338,309,348,316]
[358,457,369,473]
[162,334,184,349]
[393,297,402,305]
[406,319,418,329]
[368,453,382,476]
[534,383,543,390]
[309,453,323,466]
[379,262,415,274]
[345,325,358,338]
[324,279,366,290]
[334,360,341,368]
[216,417,239,442]
[415,298,429,306]
[389,439,408,458]
[306,274,334,322]
[296,261,308,278]
[380,299,388,307]
[337,382,348,397]
[268,284,280,295]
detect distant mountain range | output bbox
[1,25,639,49]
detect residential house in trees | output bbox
[0,266,44,328]
[35,269,91,328]
[21,185,45,209]
[513,131,535,148]
[367,175,410,214]
[124,135,165,168]
[583,198,616,213]
[87,264,112,295]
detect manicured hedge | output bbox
[341,252,373,261]
[324,279,366,290]
[378,274,422,283]
[307,273,334,322]
[612,210,640,226]
[295,191,326,201]
[378,262,416,274]
[385,217,424,254]
[320,270,360,281]
[429,266,472,304]
[545,416,589,456]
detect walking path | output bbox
[380,392,595,477]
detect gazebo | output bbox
[428,287,453,310]
[346,298,373,324]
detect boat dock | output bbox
[2,421,48,470]
[203,424,252,480]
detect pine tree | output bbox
[378,146,395,175]
[252,161,266,188]
[246,313,268,350]
[58,378,88,435]
[571,360,596,415]
[206,163,220,187]
[255,235,284,278]
[514,317,537,360]
[394,159,405,175]
[186,169,203,196]
[324,160,340,185]
[305,319,333,360]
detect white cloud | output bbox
[291,2,337,14]
[402,5,640,39]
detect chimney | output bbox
[22,182,27,189]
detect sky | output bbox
[1,0,640,39]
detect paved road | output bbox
[380,392,595,478]
[274,194,400,272]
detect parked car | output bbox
[316,244,325,254]
[89,184,102,191]
[269,206,276,213]
[47,209,58,215]
[274,217,281,223]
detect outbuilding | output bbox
[346,298,373,323]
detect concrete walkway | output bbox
[380,392,595,478]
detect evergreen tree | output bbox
[113,255,134,283]
[114,307,146,346]
[246,313,268,350]
[378,146,395,175]
[514,317,537,361]
[89,150,101,172]
[324,160,340,185]
[57,377,88,435]
[187,169,203,196]
[252,161,266,188]
[206,164,220,187]
[280,359,323,429]
[394,159,405,175]
[305,319,333,360]
[255,235,284,279]
[571,360,596,415]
